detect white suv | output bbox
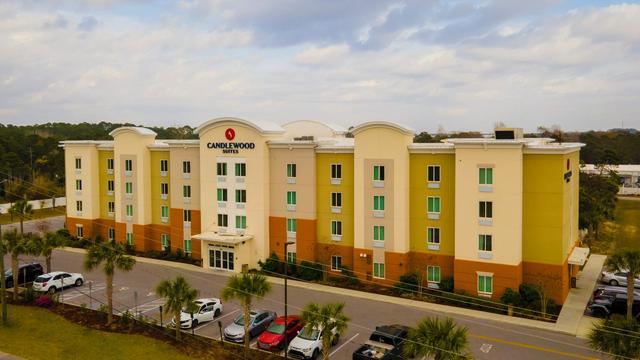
[33,271,84,293]
[287,326,338,360]
[172,298,223,329]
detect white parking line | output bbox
[329,333,359,357]
[139,299,166,314]
[194,309,240,333]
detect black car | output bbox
[588,293,640,318]
[593,286,640,301]
[4,263,44,288]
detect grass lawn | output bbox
[0,304,194,360]
[0,206,66,225]
[593,198,640,254]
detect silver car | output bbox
[223,310,277,343]
[601,271,640,288]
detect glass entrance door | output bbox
[209,245,235,271]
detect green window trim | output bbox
[126,205,133,216]
[184,239,192,253]
[479,167,493,185]
[126,232,134,246]
[373,263,385,279]
[161,234,170,250]
[478,275,493,294]
[331,220,342,236]
[373,165,385,181]
[287,218,297,233]
[125,182,133,194]
[479,234,493,251]
[427,227,440,244]
[235,189,246,203]
[427,266,441,283]
[217,188,227,202]
[183,185,191,198]
[235,163,246,177]
[75,179,82,190]
[287,163,296,178]
[427,197,441,213]
[287,252,297,264]
[235,215,247,229]
[287,191,297,205]
[161,206,169,218]
[373,226,385,241]
[373,196,385,210]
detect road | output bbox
[6,250,606,360]
[0,215,65,234]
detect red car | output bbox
[257,315,304,351]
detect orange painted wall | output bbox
[523,260,570,305]
[317,243,354,272]
[114,222,126,245]
[66,217,95,238]
[385,251,410,285]
[132,224,147,251]
[409,252,455,285]
[268,217,316,263]
[93,218,115,242]
[454,259,523,300]
[268,216,286,259]
[353,248,373,281]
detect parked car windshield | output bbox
[266,322,285,335]
[34,275,51,283]
[234,315,256,326]
[298,328,320,341]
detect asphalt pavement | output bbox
[2,249,608,360]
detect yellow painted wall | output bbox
[98,150,114,219]
[409,153,455,256]
[64,144,100,220]
[316,153,354,246]
[150,151,170,225]
[523,153,566,265]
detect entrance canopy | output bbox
[192,232,253,245]
[568,247,590,266]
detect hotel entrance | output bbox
[209,244,235,271]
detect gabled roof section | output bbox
[195,117,284,135]
[109,126,157,138]
[282,120,347,136]
[351,121,415,136]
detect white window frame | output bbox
[479,201,493,226]
[287,163,296,184]
[427,227,440,251]
[477,272,494,296]
[106,158,114,174]
[330,164,342,185]
[373,262,385,279]
[76,224,84,239]
[108,227,115,241]
[331,220,342,241]
[427,265,441,283]
[331,255,342,271]
[427,165,441,188]
[427,196,441,220]
[161,205,169,223]
[160,159,168,176]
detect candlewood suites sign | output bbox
[206,128,255,154]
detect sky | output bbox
[0,1,639,133]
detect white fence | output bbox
[0,197,66,215]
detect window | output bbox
[161,234,170,250]
[107,158,114,171]
[76,201,83,212]
[75,179,82,191]
[479,234,493,251]
[217,214,228,227]
[428,165,441,182]
[478,274,493,295]
[184,239,192,254]
[427,197,441,213]
[287,252,297,264]
[479,167,493,185]
[125,159,133,172]
[373,263,385,279]
[235,189,246,203]
[107,180,114,192]
[331,221,342,236]
[108,201,115,214]
[108,228,115,241]
[75,158,82,170]
[287,163,296,178]
[235,163,246,177]
[479,201,493,218]
[331,256,342,271]
[427,227,440,245]
[427,266,441,283]
[331,192,342,207]
[287,218,297,233]
[126,204,133,217]
[183,209,191,222]
[287,191,297,205]
[373,165,385,181]
[126,232,133,246]
[160,159,168,172]
[217,162,227,176]
[160,183,169,196]
[183,185,191,198]
[125,182,133,194]
[373,195,385,211]
[331,164,342,180]
[217,188,228,202]
[374,226,385,241]
[161,205,169,220]
[183,161,191,174]
[235,215,247,229]
[76,225,84,238]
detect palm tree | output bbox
[8,199,33,236]
[32,232,66,273]
[221,272,271,357]
[2,229,36,300]
[589,315,640,360]
[404,317,471,360]
[300,302,349,360]
[605,249,640,320]
[0,234,8,325]
[84,241,136,325]
[156,276,198,341]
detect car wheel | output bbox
[48,286,57,294]
[610,279,619,286]
[214,309,221,317]
[75,278,83,287]
[192,319,198,328]
[312,349,319,360]
[592,308,607,318]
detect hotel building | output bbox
[61,118,586,304]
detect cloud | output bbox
[295,44,349,65]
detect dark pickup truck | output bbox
[353,324,409,360]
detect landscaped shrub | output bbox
[258,252,283,275]
[500,288,523,307]
[22,287,36,302]
[440,276,454,292]
[392,272,420,295]
[340,266,359,286]
[296,261,323,281]
[34,295,53,307]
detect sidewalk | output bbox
[0,351,24,360]
[555,254,607,336]
[61,247,592,335]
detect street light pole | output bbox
[283,241,294,360]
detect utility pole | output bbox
[283,241,294,360]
